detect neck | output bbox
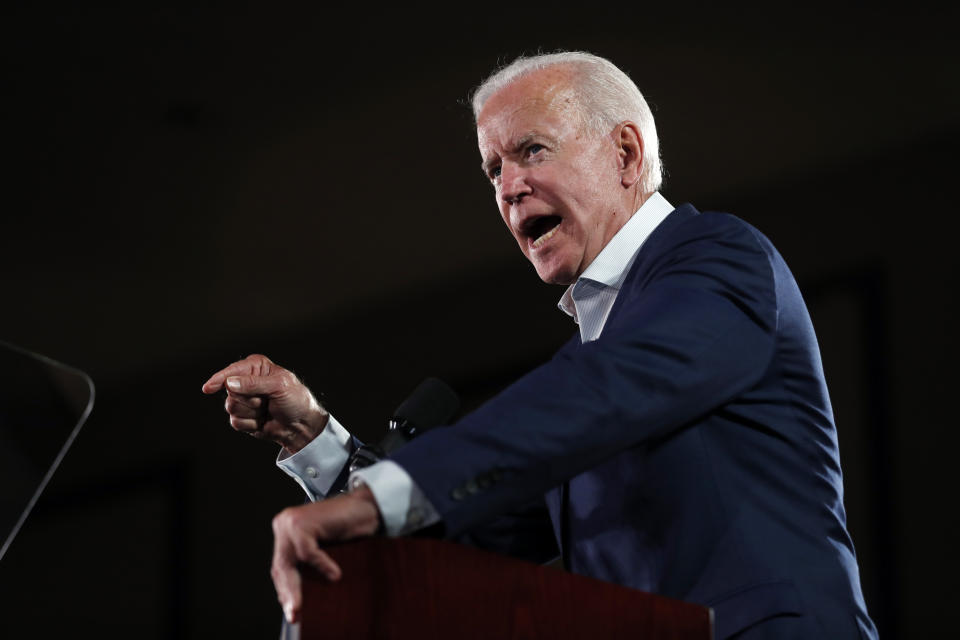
[631,189,653,214]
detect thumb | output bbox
[225,375,285,396]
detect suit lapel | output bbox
[603,204,699,326]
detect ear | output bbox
[616,122,644,189]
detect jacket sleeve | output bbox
[453,497,559,564]
[390,213,779,537]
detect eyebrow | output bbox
[479,132,550,175]
[480,157,497,176]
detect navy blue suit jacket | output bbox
[391,204,877,639]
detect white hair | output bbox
[471,51,663,194]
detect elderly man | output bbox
[203,52,877,639]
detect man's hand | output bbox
[271,486,382,623]
[201,354,329,454]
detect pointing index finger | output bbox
[201,360,256,394]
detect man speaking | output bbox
[202,52,877,639]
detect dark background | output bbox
[2,4,957,638]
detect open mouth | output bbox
[522,215,562,249]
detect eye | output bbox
[489,165,501,181]
[526,143,544,157]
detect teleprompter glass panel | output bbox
[0,341,94,561]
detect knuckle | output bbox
[254,354,275,372]
[273,508,295,532]
[230,417,259,435]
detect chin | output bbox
[533,261,577,286]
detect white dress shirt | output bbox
[277,193,675,535]
[276,413,353,500]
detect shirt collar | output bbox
[558,192,675,319]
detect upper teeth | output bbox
[532,224,559,249]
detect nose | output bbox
[499,160,532,205]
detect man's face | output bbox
[477,69,625,285]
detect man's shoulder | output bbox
[648,204,773,257]
[618,203,783,303]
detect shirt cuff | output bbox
[276,413,352,501]
[349,460,441,536]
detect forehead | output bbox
[476,68,582,154]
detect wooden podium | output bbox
[300,538,713,639]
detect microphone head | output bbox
[391,377,460,435]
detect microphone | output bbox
[347,377,460,473]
